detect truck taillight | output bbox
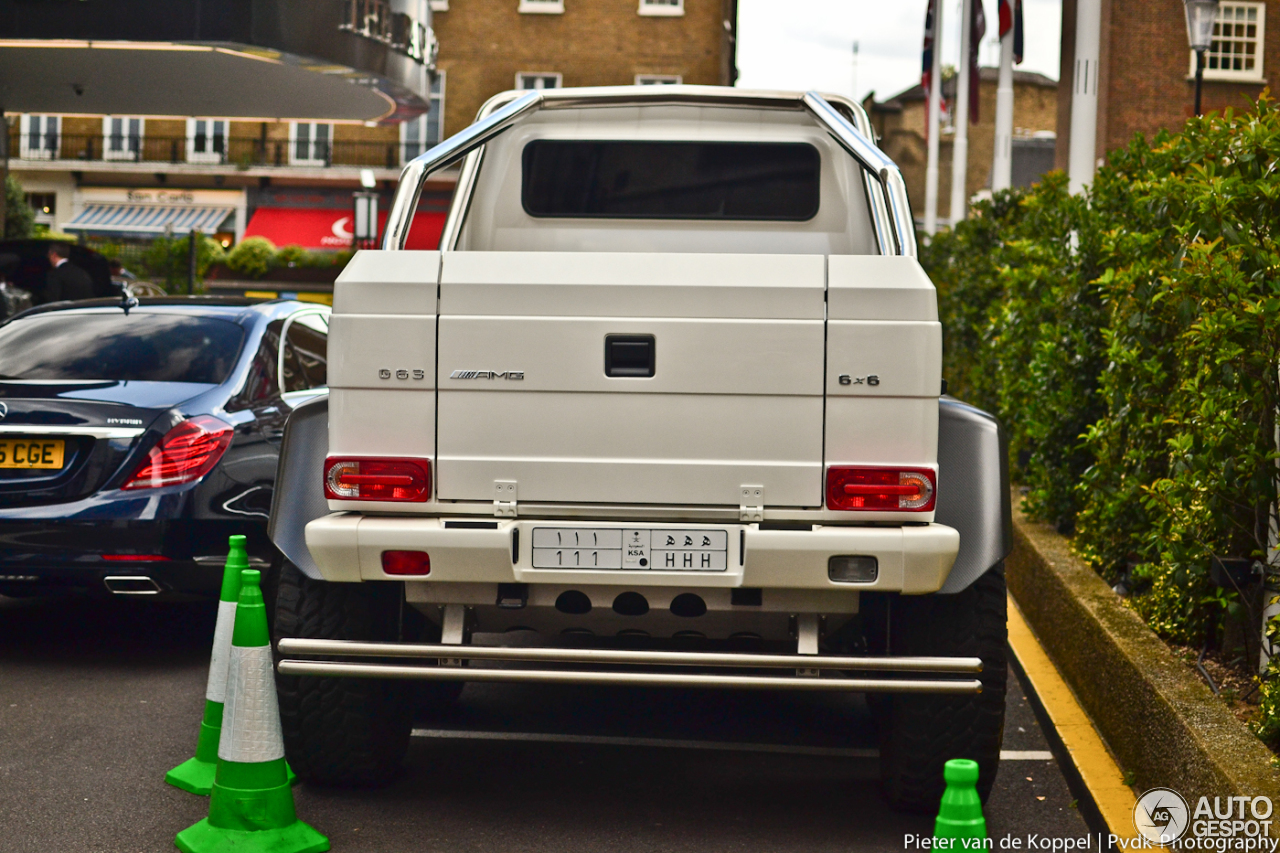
[121,416,234,490]
[826,467,936,512]
[324,457,431,502]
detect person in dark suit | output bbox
[40,244,95,304]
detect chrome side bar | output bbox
[802,91,918,258]
[383,90,544,250]
[276,660,983,694]
[277,638,982,673]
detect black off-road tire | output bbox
[876,565,1008,813]
[274,561,414,787]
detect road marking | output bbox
[412,728,1052,761]
[1007,594,1140,842]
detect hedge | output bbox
[921,94,1280,744]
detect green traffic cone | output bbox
[175,569,329,853]
[934,758,987,839]
[165,535,249,795]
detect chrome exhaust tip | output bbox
[103,575,162,595]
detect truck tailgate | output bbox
[436,252,826,508]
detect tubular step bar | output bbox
[382,87,917,258]
[275,639,983,694]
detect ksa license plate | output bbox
[0,439,65,469]
[531,527,729,571]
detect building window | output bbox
[103,117,143,161]
[25,193,56,227]
[429,0,447,9]
[638,0,683,16]
[18,115,60,160]
[187,119,228,164]
[290,122,333,166]
[518,0,563,14]
[402,72,446,162]
[635,74,682,85]
[517,72,562,90]
[1196,2,1266,81]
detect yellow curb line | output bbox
[1007,593,1142,844]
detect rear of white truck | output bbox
[268,86,1012,813]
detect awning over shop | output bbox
[243,207,445,251]
[65,204,234,235]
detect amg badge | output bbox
[450,370,525,380]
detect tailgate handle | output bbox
[605,335,655,378]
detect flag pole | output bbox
[991,22,1015,191]
[924,0,943,237]
[950,0,974,226]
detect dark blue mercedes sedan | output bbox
[0,297,329,598]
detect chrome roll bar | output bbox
[381,87,917,258]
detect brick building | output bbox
[867,67,1059,218]
[1056,0,1278,169]
[431,0,739,139]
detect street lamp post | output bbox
[1183,0,1219,116]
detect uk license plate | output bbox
[0,439,65,470]
[531,527,729,571]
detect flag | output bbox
[922,0,936,101]
[967,0,986,124]
[922,0,947,139]
[998,0,1025,64]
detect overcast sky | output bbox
[736,0,1062,103]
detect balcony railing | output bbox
[10,134,436,170]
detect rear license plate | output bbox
[0,439,65,469]
[531,527,729,571]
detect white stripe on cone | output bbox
[218,644,286,764]
[204,600,237,704]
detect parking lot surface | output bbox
[0,594,1090,852]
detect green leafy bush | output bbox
[139,233,226,294]
[274,244,308,267]
[226,236,276,279]
[924,94,1280,745]
[4,174,35,240]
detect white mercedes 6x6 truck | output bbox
[268,86,1011,813]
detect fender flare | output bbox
[934,396,1013,593]
[268,394,330,580]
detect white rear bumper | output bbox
[304,514,960,594]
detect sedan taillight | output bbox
[324,457,431,502]
[825,466,937,512]
[121,416,234,490]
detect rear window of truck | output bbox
[521,140,821,221]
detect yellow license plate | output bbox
[0,439,65,469]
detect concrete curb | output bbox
[1006,499,1280,805]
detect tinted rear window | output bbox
[0,313,245,384]
[522,140,821,221]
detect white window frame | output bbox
[635,74,682,85]
[401,71,446,162]
[289,121,333,166]
[1190,1,1266,81]
[638,0,683,16]
[518,0,563,14]
[516,72,562,90]
[429,0,448,9]
[102,116,144,161]
[186,118,229,164]
[18,115,60,160]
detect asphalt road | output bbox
[0,594,1092,853]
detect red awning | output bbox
[243,206,445,250]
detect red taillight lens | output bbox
[121,416,234,490]
[826,467,937,512]
[382,550,430,575]
[324,457,431,502]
